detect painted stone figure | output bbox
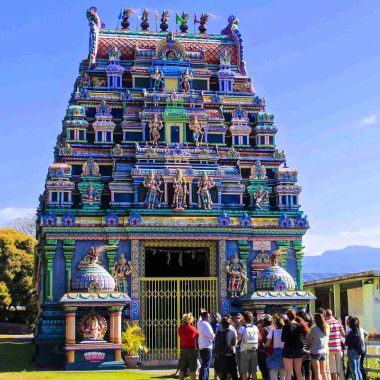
[82,157,100,177]
[144,171,162,209]
[113,254,132,293]
[254,186,269,210]
[83,184,99,202]
[189,115,204,146]
[79,310,107,341]
[226,253,246,297]
[250,160,267,180]
[148,114,163,146]
[180,68,193,92]
[197,173,215,209]
[151,67,164,91]
[172,169,187,211]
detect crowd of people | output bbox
[177,307,369,380]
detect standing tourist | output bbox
[325,309,345,380]
[345,317,366,380]
[354,317,369,380]
[178,313,199,380]
[308,313,328,380]
[257,314,272,380]
[281,309,304,380]
[197,310,215,380]
[214,316,239,380]
[266,314,285,380]
[211,313,222,333]
[295,315,311,380]
[239,311,260,380]
[235,313,245,372]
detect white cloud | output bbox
[303,223,380,256]
[0,207,35,227]
[356,114,377,127]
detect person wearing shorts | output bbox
[178,313,199,380]
[239,311,259,380]
[308,313,329,380]
[281,309,304,380]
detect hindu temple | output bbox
[34,7,313,369]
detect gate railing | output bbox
[140,277,218,361]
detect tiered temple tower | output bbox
[35,7,312,368]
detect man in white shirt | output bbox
[197,310,215,380]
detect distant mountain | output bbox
[303,246,380,274]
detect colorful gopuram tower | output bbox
[35,7,313,368]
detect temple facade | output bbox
[35,7,312,368]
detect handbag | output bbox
[265,340,274,356]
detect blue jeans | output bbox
[347,349,363,380]
[199,348,212,380]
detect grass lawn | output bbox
[0,340,183,379]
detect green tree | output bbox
[0,228,37,323]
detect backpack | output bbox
[214,329,233,356]
[241,324,259,351]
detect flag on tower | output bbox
[176,13,184,25]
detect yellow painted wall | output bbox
[347,287,364,322]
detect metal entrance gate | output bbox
[140,277,218,361]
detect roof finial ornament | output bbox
[121,8,133,30]
[160,10,169,32]
[140,8,149,31]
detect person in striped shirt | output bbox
[325,309,345,380]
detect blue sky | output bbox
[0,0,379,255]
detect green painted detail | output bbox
[162,105,189,121]
[275,240,290,247]
[292,240,303,247]
[237,240,250,260]
[63,239,75,245]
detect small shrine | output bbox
[240,250,315,318]
[59,247,130,370]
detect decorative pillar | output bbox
[64,306,77,363]
[106,239,119,271]
[43,240,57,301]
[275,240,290,268]
[63,240,75,292]
[333,283,341,320]
[309,287,316,315]
[237,240,250,295]
[130,240,140,321]
[109,306,123,361]
[293,242,304,290]
[218,240,230,315]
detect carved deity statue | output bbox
[113,254,132,292]
[180,68,193,92]
[250,160,267,180]
[197,173,215,209]
[151,67,164,91]
[172,169,188,211]
[83,184,99,202]
[144,171,162,209]
[82,157,100,177]
[226,253,246,297]
[148,114,163,146]
[254,186,269,210]
[79,310,107,341]
[189,116,204,147]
